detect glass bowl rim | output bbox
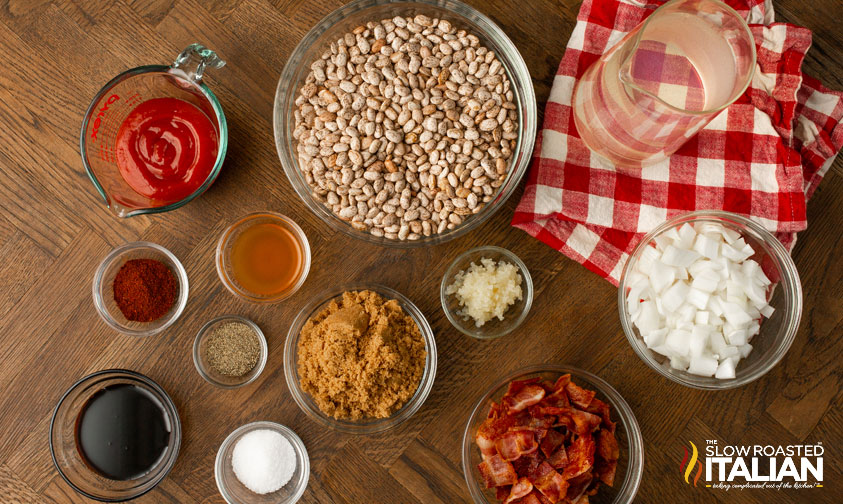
[461,364,644,504]
[283,283,437,434]
[214,420,310,504]
[617,210,803,390]
[272,0,538,248]
[440,245,534,339]
[80,65,228,218]
[192,315,269,389]
[92,241,189,337]
[49,368,182,503]
[215,212,312,304]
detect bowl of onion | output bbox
[619,210,801,390]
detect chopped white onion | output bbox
[626,221,776,380]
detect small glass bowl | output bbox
[462,365,643,504]
[618,210,802,390]
[441,246,533,339]
[274,0,538,247]
[215,421,310,504]
[216,212,311,304]
[92,242,189,337]
[50,369,182,502]
[193,315,269,389]
[284,284,437,434]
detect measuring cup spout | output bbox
[172,44,225,83]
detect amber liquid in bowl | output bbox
[230,222,304,296]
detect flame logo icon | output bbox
[680,441,703,487]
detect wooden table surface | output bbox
[1,0,841,503]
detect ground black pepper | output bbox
[204,321,261,377]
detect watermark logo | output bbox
[679,440,823,491]
[680,441,703,487]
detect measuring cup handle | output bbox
[172,44,225,83]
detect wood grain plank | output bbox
[322,443,421,504]
[53,0,118,29]
[0,229,110,392]
[125,0,176,26]
[0,231,53,319]
[389,439,471,504]
[0,464,44,504]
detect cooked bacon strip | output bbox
[504,384,546,413]
[539,380,557,393]
[489,400,504,420]
[595,458,617,486]
[552,374,571,393]
[511,450,542,476]
[596,429,619,462]
[504,477,534,504]
[558,409,601,436]
[507,378,542,396]
[564,471,593,502]
[539,429,566,458]
[497,486,512,501]
[547,446,569,469]
[496,430,538,461]
[565,382,596,409]
[562,435,596,480]
[479,453,518,488]
[516,409,556,432]
[527,462,568,503]
[541,387,571,409]
[515,491,544,504]
[477,431,499,460]
[584,398,615,433]
[513,490,545,504]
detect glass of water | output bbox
[572,0,756,169]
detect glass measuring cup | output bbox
[81,44,228,217]
[572,0,756,169]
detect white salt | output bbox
[232,429,296,494]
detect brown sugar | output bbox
[296,290,427,420]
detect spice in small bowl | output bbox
[113,259,178,322]
[93,242,189,337]
[193,316,268,389]
[206,321,262,377]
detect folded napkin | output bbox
[511,0,843,285]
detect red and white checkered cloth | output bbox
[511,0,843,285]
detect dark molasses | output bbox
[75,384,171,480]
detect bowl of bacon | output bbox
[461,365,643,504]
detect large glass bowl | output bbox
[274,0,537,247]
[462,365,643,504]
[618,210,802,389]
[50,369,182,502]
[283,284,437,434]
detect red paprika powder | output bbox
[112,259,178,322]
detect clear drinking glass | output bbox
[81,44,228,217]
[572,0,756,168]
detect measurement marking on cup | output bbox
[90,94,120,141]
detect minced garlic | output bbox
[446,257,523,327]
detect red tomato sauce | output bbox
[115,97,218,203]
